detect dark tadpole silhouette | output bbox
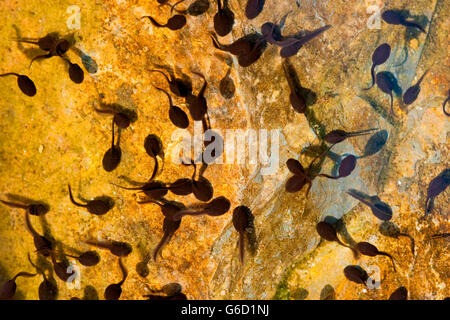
[102,120,122,172]
[219,67,235,99]
[318,155,357,179]
[138,199,186,220]
[214,0,234,36]
[144,282,187,300]
[153,86,189,128]
[172,196,231,221]
[168,0,210,16]
[379,221,415,255]
[66,251,100,267]
[25,210,53,256]
[153,216,182,261]
[364,43,391,90]
[13,34,58,51]
[0,199,49,216]
[186,71,208,121]
[382,10,427,33]
[49,251,75,282]
[324,128,378,145]
[245,0,265,20]
[68,184,112,216]
[389,286,408,300]
[94,104,132,129]
[359,129,388,158]
[85,240,132,257]
[443,90,450,116]
[104,258,127,300]
[0,73,36,96]
[403,70,429,105]
[187,162,214,201]
[62,57,84,84]
[232,206,251,263]
[113,180,169,200]
[28,38,71,68]
[346,189,393,221]
[279,25,331,58]
[150,69,192,97]
[376,71,397,117]
[28,253,58,300]
[316,221,358,256]
[356,242,396,271]
[0,271,36,300]
[144,134,164,181]
[343,265,368,287]
[430,233,450,240]
[424,168,449,216]
[141,14,186,31]
[211,33,252,56]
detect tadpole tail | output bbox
[389,93,397,118]
[110,183,144,191]
[404,20,426,33]
[117,258,128,286]
[299,25,332,45]
[0,199,27,210]
[336,238,358,258]
[153,85,173,107]
[0,72,19,78]
[29,53,51,69]
[170,0,187,15]
[153,232,172,262]
[347,128,379,137]
[210,33,224,51]
[12,271,36,281]
[84,240,110,250]
[67,184,87,208]
[149,157,159,181]
[24,211,39,238]
[141,16,164,27]
[363,65,376,90]
[318,173,340,180]
[379,252,396,271]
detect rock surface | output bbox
[0,0,448,300]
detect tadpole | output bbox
[28,253,58,300]
[356,242,396,271]
[0,73,36,96]
[282,62,306,113]
[343,265,368,287]
[141,15,187,31]
[0,271,36,300]
[219,67,235,99]
[346,189,393,221]
[63,57,84,84]
[424,168,449,216]
[172,196,231,221]
[403,69,429,105]
[0,199,49,216]
[94,105,132,129]
[153,86,189,129]
[144,134,164,181]
[323,128,378,144]
[85,240,132,257]
[153,216,181,261]
[168,0,210,16]
[68,184,112,216]
[186,71,208,121]
[102,119,122,172]
[113,181,169,200]
[232,206,251,263]
[382,10,427,33]
[66,251,100,267]
[50,251,75,282]
[319,155,357,180]
[279,25,331,58]
[376,71,396,117]
[245,0,265,20]
[364,43,391,90]
[25,210,53,256]
[214,0,234,36]
[316,221,357,256]
[149,69,192,97]
[389,286,407,300]
[104,258,127,300]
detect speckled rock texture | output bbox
[0,0,448,300]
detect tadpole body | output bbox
[0,73,36,96]
[68,184,112,216]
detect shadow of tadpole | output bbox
[291,287,308,300]
[283,59,317,107]
[83,285,99,300]
[358,129,388,158]
[320,284,336,300]
[71,47,98,74]
[346,189,393,221]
